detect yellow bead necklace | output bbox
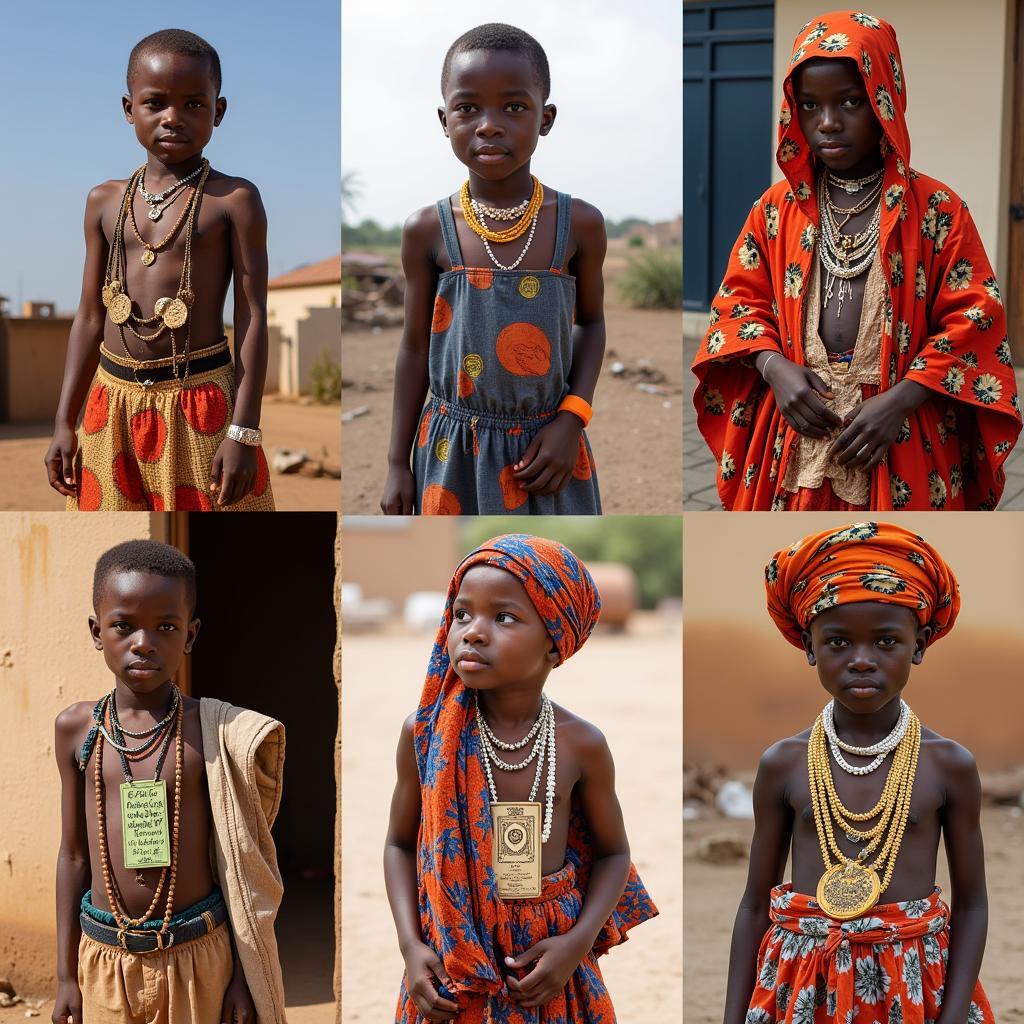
[460,176,543,243]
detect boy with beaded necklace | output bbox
[53,541,286,1024]
[380,24,606,516]
[692,11,1020,511]
[45,29,275,511]
[725,521,994,1024]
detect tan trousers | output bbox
[78,921,233,1024]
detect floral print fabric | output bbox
[692,10,1021,510]
[748,884,994,1024]
[764,521,960,648]
[396,535,657,1021]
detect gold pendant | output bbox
[162,298,189,330]
[462,353,484,378]
[816,860,881,920]
[154,297,173,318]
[108,293,132,325]
[518,275,540,299]
[491,801,542,898]
[141,249,156,267]
[101,284,112,308]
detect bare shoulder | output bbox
[204,169,266,215]
[553,703,610,763]
[403,204,442,246]
[54,701,94,760]
[758,731,809,777]
[920,725,978,776]
[569,197,606,241]
[86,179,128,216]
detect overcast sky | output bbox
[0,0,339,314]
[341,0,682,229]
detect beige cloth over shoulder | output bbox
[782,253,886,506]
[200,698,287,1024]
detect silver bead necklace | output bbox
[473,196,530,221]
[476,694,557,843]
[822,698,909,775]
[139,164,204,221]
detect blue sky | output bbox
[0,0,339,313]
[342,0,682,229]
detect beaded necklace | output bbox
[94,694,183,943]
[807,704,920,919]
[827,167,884,195]
[138,163,204,221]
[822,698,909,775]
[460,177,545,272]
[476,693,557,844]
[817,174,882,318]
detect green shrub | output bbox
[309,348,342,404]
[617,250,683,309]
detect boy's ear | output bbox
[547,643,560,667]
[123,94,135,123]
[184,617,201,655]
[539,104,557,137]
[912,624,932,665]
[89,615,103,651]
[438,108,449,137]
[214,97,227,126]
[800,629,817,666]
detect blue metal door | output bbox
[684,1,775,309]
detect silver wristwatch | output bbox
[227,424,263,446]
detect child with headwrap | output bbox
[384,534,657,1022]
[724,521,995,1024]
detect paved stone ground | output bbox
[683,316,1024,511]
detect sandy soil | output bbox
[340,263,684,515]
[341,614,682,1022]
[683,807,1024,1024]
[0,396,340,512]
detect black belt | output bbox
[79,898,228,954]
[100,343,231,384]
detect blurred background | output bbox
[340,0,685,515]
[340,515,683,1021]
[682,512,1024,1023]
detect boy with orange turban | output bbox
[725,522,995,1024]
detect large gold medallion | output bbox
[816,861,880,920]
[108,293,132,325]
[162,298,189,330]
[141,249,156,267]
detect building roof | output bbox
[268,255,341,290]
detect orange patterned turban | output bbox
[765,521,960,647]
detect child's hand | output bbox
[403,940,459,1021]
[763,356,843,439]
[512,413,584,495]
[829,383,928,471]
[51,979,82,1024]
[210,437,259,507]
[504,933,589,1008]
[381,463,416,515]
[220,968,256,1024]
[44,426,79,497]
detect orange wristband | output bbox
[558,394,593,427]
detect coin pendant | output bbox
[518,275,540,299]
[101,284,113,308]
[435,438,450,463]
[141,250,156,267]
[162,298,189,330]
[154,297,173,318]
[108,293,132,326]
[816,862,881,921]
[462,353,484,378]
[148,207,162,221]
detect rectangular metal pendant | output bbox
[491,801,542,899]
[120,780,171,869]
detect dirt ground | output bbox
[341,258,684,515]
[341,614,683,1022]
[683,806,1024,1024]
[0,396,340,512]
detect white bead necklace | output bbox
[822,699,909,775]
[827,167,884,195]
[471,198,540,271]
[476,694,556,844]
[138,164,205,221]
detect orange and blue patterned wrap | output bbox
[398,534,657,1021]
[692,11,1021,511]
[747,884,994,1023]
[765,521,960,648]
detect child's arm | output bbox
[381,210,439,514]
[512,200,606,496]
[53,706,91,1024]
[44,185,115,497]
[722,743,793,1024]
[383,715,459,1021]
[212,181,269,507]
[506,721,630,1009]
[934,742,988,1024]
[220,928,257,1024]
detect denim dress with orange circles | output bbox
[413,191,601,515]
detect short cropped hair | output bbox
[127,29,222,94]
[441,23,550,100]
[93,541,197,615]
